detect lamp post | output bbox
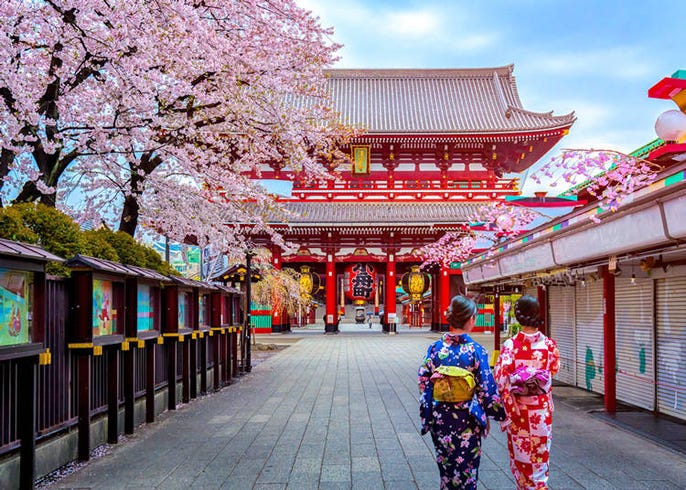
[244,251,254,373]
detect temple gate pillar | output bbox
[439,264,451,331]
[270,246,286,333]
[325,252,338,333]
[385,252,397,334]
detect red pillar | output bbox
[271,246,285,333]
[385,253,397,333]
[325,252,337,333]
[439,265,451,331]
[602,266,617,413]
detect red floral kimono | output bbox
[494,331,560,489]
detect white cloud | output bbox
[382,10,441,38]
[520,47,657,81]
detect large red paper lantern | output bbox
[344,263,377,305]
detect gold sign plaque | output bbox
[351,145,370,174]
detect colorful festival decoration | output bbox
[400,265,431,303]
[344,263,377,305]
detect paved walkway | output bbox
[48,332,686,489]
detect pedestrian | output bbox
[494,295,560,489]
[418,295,506,489]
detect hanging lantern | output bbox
[344,263,377,305]
[401,265,430,303]
[299,266,320,297]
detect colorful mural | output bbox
[92,279,115,336]
[0,268,31,346]
[137,284,154,331]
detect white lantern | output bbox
[655,109,686,142]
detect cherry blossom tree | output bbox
[2,0,353,256]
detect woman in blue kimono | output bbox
[418,295,506,489]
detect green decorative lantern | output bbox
[401,265,430,303]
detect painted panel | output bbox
[137,284,153,332]
[93,279,115,336]
[0,268,32,346]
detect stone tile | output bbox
[380,462,413,481]
[351,443,377,458]
[321,463,352,483]
[351,456,381,473]
[351,471,384,490]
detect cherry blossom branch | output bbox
[531,148,660,221]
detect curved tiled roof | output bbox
[323,65,575,133]
[273,202,480,226]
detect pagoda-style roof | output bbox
[272,202,479,226]
[324,65,575,134]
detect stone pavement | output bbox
[47,331,686,489]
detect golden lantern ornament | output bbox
[299,266,320,297]
[401,265,430,303]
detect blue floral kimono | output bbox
[418,333,506,489]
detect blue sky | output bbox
[298,0,685,193]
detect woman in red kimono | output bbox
[494,295,560,489]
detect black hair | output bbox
[445,295,478,329]
[514,295,544,329]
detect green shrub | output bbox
[0,203,177,277]
[0,206,38,243]
[81,229,120,261]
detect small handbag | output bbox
[509,366,551,396]
[431,365,476,402]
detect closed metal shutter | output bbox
[548,286,576,385]
[575,279,605,393]
[656,276,686,421]
[615,277,655,410]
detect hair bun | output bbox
[514,295,543,328]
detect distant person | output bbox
[494,295,560,489]
[367,311,373,328]
[418,295,505,489]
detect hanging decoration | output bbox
[400,265,431,303]
[344,263,377,305]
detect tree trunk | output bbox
[14,180,57,207]
[119,193,140,237]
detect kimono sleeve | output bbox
[493,339,518,421]
[417,343,436,434]
[474,345,506,422]
[548,338,561,377]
